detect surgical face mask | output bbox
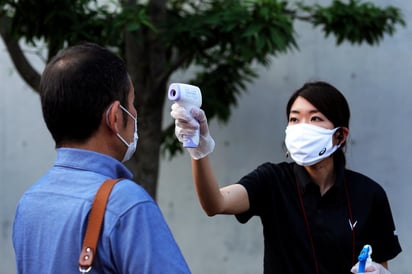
[117,105,138,162]
[285,123,340,166]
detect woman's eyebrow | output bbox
[290,109,319,114]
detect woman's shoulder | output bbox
[257,161,294,172]
[344,168,386,194]
[252,161,295,182]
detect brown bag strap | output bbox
[78,178,122,273]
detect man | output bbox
[13,42,190,273]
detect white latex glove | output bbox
[170,103,215,160]
[351,262,391,274]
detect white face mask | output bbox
[117,105,138,162]
[285,123,340,166]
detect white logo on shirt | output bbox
[349,219,358,231]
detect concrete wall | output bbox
[1,2,411,273]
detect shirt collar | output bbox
[54,148,133,180]
[294,156,345,193]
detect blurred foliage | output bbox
[0,0,406,159]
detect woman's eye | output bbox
[289,117,298,123]
[311,116,322,122]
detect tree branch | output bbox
[155,49,194,91]
[0,15,41,93]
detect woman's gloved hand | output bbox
[170,103,215,160]
[351,261,391,274]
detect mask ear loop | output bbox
[105,103,115,127]
[114,104,138,147]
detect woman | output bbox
[171,81,401,273]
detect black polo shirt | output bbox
[236,160,401,274]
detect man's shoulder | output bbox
[110,179,154,204]
[104,179,158,215]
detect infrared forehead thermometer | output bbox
[168,83,202,148]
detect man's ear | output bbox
[105,101,121,133]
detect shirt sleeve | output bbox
[369,187,402,263]
[235,162,285,224]
[108,200,191,274]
